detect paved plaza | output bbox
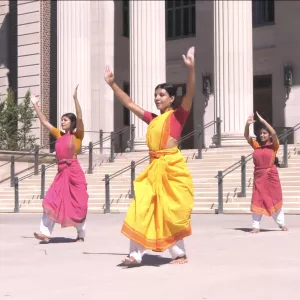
[0,213,299,300]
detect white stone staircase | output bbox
[0,145,299,214]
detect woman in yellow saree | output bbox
[104,47,195,265]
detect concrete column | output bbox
[90,1,114,152]
[57,1,91,145]
[213,0,253,146]
[129,0,166,151]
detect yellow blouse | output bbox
[50,127,84,156]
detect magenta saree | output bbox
[43,132,88,227]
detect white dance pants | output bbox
[252,208,285,229]
[39,212,86,238]
[129,239,186,263]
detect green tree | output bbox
[0,88,19,150]
[18,90,38,150]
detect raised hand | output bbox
[30,95,39,105]
[73,84,79,99]
[256,111,265,123]
[104,65,115,86]
[247,113,256,125]
[182,46,195,69]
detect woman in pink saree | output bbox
[32,85,89,243]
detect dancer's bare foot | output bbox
[75,237,84,242]
[280,225,288,231]
[34,232,50,243]
[170,255,188,264]
[122,256,141,266]
[250,228,260,233]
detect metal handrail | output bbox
[102,126,130,143]
[19,161,57,182]
[81,126,130,152]
[0,140,56,169]
[179,120,216,144]
[12,125,133,185]
[101,119,222,213]
[103,154,149,182]
[215,122,300,214]
[85,130,110,133]
[12,125,136,211]
[216,122,300,179]
[104,119,221,181]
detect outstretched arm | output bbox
[73,85,84,139]
[256,111,279,147]
[181,46,195,112]
[104,66,144,120]
[244,113,260,149]
[30,95,54,132]
[244,113,255,143]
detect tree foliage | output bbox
[0,88,38,151]
[18,90,38,150]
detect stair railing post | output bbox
[104,174,110,213]
[240,156,246,197]
[99,130,103,154]
[34,145,39,175]
[14,177,19,213]
[41,164,46,199]
[283,129,288,168]
[110,132,115,162]
[130,124,135,152]
[216,117,221,148]
[88,142,93,174]
[129,161,135,198]
[10,155,15,187]
[119,130,123,152]
[196,125,203,159]
[217,171,223,214]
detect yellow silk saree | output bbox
[121,110,194,251]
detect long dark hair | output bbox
[61,113,77,133]
[155,83,181,109]
[257,125,280,167]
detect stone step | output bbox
[12,170,300,181]
[3,177,300,187]
[3,206,300,214]
[2,188,299,198]
[3,200,300,209]
[1,145,299,214]
[44,165,300,174]
[1,193,299,204]
[1,206,300,214]
[27,161,300,174]
[3,183,300,192]
[2,182,300,196]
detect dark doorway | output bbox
[175,84,194,149]
[253,75,272,136]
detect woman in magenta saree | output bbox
[244,112,288,233]
[31,85,89,243]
